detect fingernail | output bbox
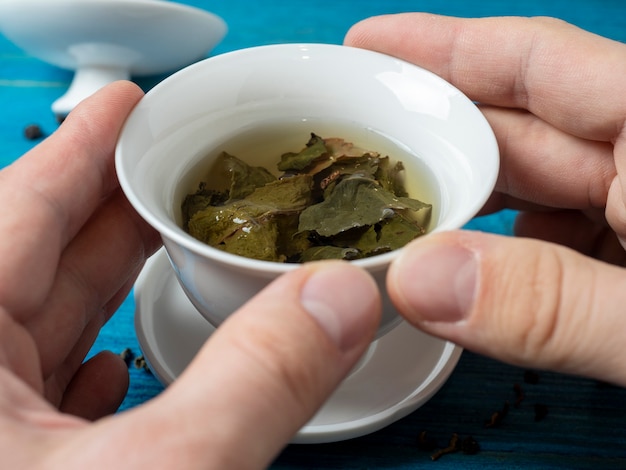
[392,243,477,323]
[301,262,380,351]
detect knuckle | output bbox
[513,248,564,362]
[482,242,571,366]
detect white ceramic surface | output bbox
[116,43,499,340]
[135,248,463,444]
[0,0,227,116]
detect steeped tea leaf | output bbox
[375,157,409,197]
[300,246,360,262]
[298,176,430,237]
[324,137,377,159]
[219,152,276,200]
[219,216,281,262]
[181,182,228,230]
[327,224,377,250]
[182,133,432,263]
[275,214,312,260]
[244,174,313,211]
[303,138,381,177]
[277,133,328,171]
[325,154,380,179]
[188,175,312,248]
[187,200,268,246]
[376,214,428,251]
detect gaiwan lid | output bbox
[0,0,227,117]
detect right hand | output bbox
[345,14,626,386]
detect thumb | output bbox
[132,261,381,469]
[388,230,626,387]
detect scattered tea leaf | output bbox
[431,433,461,461]
[119,348,134,368]
[416,431,438,452]
[133,355,151,374]
[485,401,510,428]
[24,124,44,140]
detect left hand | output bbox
[0,81,160,417]
[0,81,381,468]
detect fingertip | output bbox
[61,80,144,132]
[42,79,145,196]
[299,261,381,353]
[344,13,412,49]
[344,13,446,49]
[390,230,626,387]
[343,15,385,47]
[59,351,130,421]
[388,234,477,325]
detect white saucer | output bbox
[0,0,227,116]
[134,249,462,444]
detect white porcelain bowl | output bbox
[116,43,499,339]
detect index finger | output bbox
[344,14,626,142]
[0,81,144,313]
[3,81,144,246]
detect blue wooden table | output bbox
[1,1,626,468]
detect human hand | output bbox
[0,81,380,468]
[345,14,626,386]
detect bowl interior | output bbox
[116,43,499,271]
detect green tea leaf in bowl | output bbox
[182,133,432,262]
